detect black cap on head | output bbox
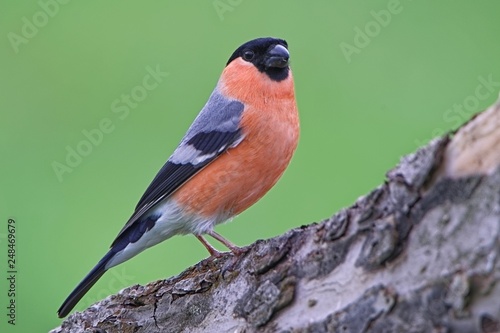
[226,37,290,82]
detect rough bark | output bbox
[51,97,500,333]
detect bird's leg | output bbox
[196,235,223,258]
[207,231,245,255]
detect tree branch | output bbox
[51,96,500,333]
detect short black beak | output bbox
[265,44,289,69]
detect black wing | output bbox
[111,129,243,246]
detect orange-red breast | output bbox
[58,37,299,318]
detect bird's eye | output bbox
[242,50,255,61]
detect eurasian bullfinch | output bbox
[57,37,299,318]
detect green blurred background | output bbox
[1,0,500,331]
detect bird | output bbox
[57,37,299,318]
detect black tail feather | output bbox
[57,251,115,318]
